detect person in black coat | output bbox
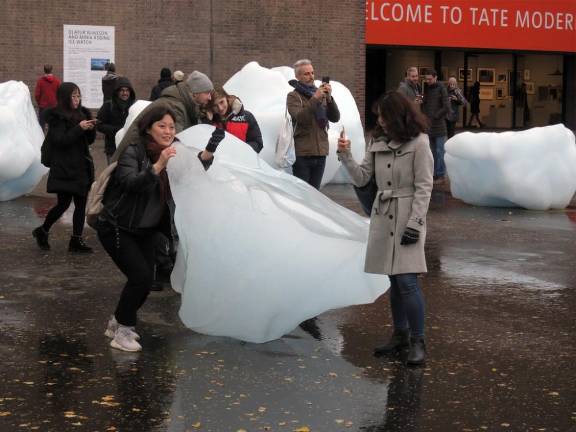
[467,81,484,128]
[149,67,173,101]
[32,82,96,253]
[97,77,136,164]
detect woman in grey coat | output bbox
[337,92,433,365]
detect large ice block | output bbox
[445,125,576,210]
[168,124,388,343]
[0,81,47,201]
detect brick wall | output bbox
[0,0,365,122]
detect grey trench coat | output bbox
[339,133,433,275]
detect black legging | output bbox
[43,192,87,237]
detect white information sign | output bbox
[63,25,115,109]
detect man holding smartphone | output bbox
[286,59,340,189]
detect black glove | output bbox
[205,128,226,153]
[400,227,420,245]
[197,151,213,171]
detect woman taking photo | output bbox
[205,87,263,153]
[337,91,433,365]
[32,82,96,253]
[98,106,177,352]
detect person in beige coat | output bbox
[338,91,433,365]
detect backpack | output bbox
[85,161,118,229]
[274,107,296,168]
[40,135,52,168]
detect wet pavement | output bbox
[1,142,575,432]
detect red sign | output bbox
[366,0,576,53]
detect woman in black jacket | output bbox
[32,82,96,253]
[98,105,177,352]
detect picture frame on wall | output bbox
[496,86,507,99]
[418,66,431,77]
[523,69,531,81]
[497,73,507,83]
[479,87,494,100]
[477,68,496,85]
[458,68,472,81]
[525,82,535,94]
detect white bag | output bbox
[274,108,296,168]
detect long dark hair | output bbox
[137,105,177,138]
[56,82,85,122]
[376,91,429,143]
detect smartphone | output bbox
[322,76,330,84]
[340,126,346,139]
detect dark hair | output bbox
[106,62,116,72]
[376,91,429,143]
[206,87,230,115]
[137,105,177,137]
[425,69,438,78]
[44,64,53,74]
[57,82,81,111]
[160,67,172,79]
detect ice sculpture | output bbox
[445,125,576,210]
[0,81,47,201]
[115,62,366,185]
[168,124,387,343]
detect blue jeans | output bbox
[389,274,425,338]
[292,156,326,190]
[429,135,447,178]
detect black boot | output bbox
[374,329,410,356]
[32,226,50,250]
[68,236,93,253]
[406,336,426,366]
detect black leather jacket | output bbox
[100,141,170,234]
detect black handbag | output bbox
[354,176,377,216]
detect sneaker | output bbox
[68,236,93,253]
[104,316,140,340]
[32,226,50,250]
[110,326,142,352]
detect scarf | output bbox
[145,139,172,203]
[289,80,329,130]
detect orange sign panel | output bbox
[366,0,576,52]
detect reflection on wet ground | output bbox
[0,183,575,431]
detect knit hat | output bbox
[187,71,213,93]
[173,70,185,82]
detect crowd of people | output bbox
[30,59,461,366]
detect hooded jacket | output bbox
[35,75,61,109]
[206,96,263,153]
[97,77,136,156]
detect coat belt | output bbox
[374,187,415,215]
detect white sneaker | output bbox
[104,316,140,340]
[110,326,142,352]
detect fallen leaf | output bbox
[294,427,311,432]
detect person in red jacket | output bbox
[34,64,61,131]
[205,87,263,153]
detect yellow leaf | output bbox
[192,422,201,428]
[294,427,311,432]
[0,412,11,417]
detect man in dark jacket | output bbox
[421,70,449,183]
[101,63,119,102]
[34,64,61,131]
[287,59,340,190]
[97,77,136,164]
[150,67,173,101]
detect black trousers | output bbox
[292,155,326,190]
[43,192,87,237]
[97,222,156,327]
